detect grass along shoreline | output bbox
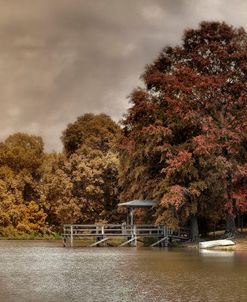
[0,232,61,240]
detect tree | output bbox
[0,133,44,175]
[39,153,79,229]
[64,147,120,224]
[41,114,122,229]
[0,167,49,236]
[61,113,120,156]
[0,133,49,236]
[119,22,247,238]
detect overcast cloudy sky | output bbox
[0,0,247,151]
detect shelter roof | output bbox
[118,199,158,208]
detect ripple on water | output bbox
[0,242,247,302]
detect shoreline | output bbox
[211,238,247,251]
[182,236,247,251]
[1,234,247,251]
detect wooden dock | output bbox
[62,224,190,247]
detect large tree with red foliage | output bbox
[119,22,247,239]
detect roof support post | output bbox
[130,207,134,225]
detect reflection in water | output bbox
[0,241,247,302]
[199,249,235,258]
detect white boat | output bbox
[199,239,235,249]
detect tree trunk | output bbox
[225,213,236,237]
[190,214,199,242]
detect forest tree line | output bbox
[0,21,246,238]
[0,114,122,236]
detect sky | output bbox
[0,0,247,151]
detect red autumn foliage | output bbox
[119,22,247,230]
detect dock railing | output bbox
[62,224,190,247]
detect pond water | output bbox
[0,240,247,302]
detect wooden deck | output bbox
[62,224,190,247]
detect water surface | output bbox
[0,240,246,302]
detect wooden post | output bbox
[122,222,127,235]
[70,225,73,247]
[162,226,167,247]
[134,225,137,246]
[62,236,66,247]
[96,225,101,242]
[163,225,167,237]
[102,225,106,246]
[130,225,137,247]
[130,208,134,225]
[62,225,66,247]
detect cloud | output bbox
[0,0,246,151]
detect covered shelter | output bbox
[118,199,158,225]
